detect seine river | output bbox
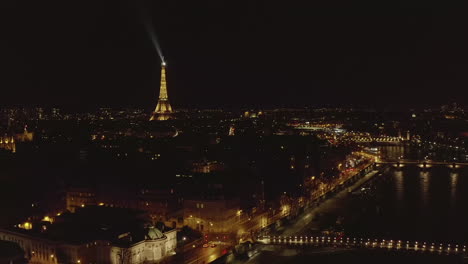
[343,164,468,243]
[307,145,466,245]
[248,164,468,263]
[228,165,468,263]
[222,146,468,263]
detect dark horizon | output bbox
[2,1,468,110]
[0,102,458,113]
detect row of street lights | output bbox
[258,236,467,254]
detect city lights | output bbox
[0,6,467,263]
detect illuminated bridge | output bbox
[348,136,402,143]
[256,235,467,256]
[377,159,468,169]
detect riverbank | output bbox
[279,168,381,236]
[214,246,464,264]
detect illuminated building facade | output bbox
[0,228,176,264]
[184,199,239,234]
[150,62,173,121]
[0,207,177,264]
[0,135,16,153]
[0,127,34,153]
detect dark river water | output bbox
[345,165,468,243]
[339,145,468,243]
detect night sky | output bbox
[1,1,468,110]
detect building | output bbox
[136,188,183,227]
[184,199,239,234]
[110,227,176,264]
[191,160,225,174]
[63,187,182,228]
[150,62,173,121]
[65,188,97,213]
[0,207,177,264]
[0,126,34,153]
[0,135,15,153]
[0,241,25,264]
[0,228,176,264]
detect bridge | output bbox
[349,136,402,143]
[256,235,467,256]
[377,159,468,168]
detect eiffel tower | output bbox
[150,62,173,121]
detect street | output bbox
[280,170,380,236]
[167,242,230,264]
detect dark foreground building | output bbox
[0,207,176,264]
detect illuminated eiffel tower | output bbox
[150,62,173,121]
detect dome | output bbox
[146,226,164,240]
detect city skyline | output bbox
[2,2,468,263]
[2,2,468,109]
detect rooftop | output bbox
[6,206,173,247]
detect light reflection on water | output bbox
[379,146,406,160]
[394,170,404,203]
[419,170,429,207]
[450,172,458,208]
[366,165,468,242]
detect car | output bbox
[210,244,217,248]
[202,244,209,248]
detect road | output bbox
[167,242,230,264]
[227,246,354,264]
[280,170,380,236]
[214,169,383,264]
